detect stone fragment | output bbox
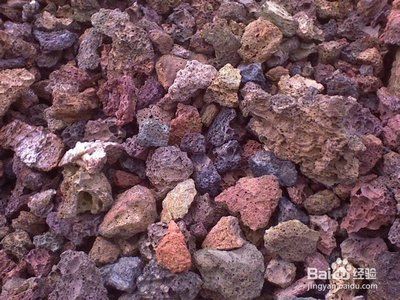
[137,119,170,147]
[180,133,206,155]
[341,177,397,233]
[241,83,380,185]
[1,277,45,300]
[33,30,77,51]
[369,251,400,300]
[97,75,137,126]
[0,250,17,279]
[389,219,400,248]
[356,134,383,174]
[202,216,245,250]
[212,140,242,174]
[89,237,121,266]
[25,248,54,277]
[33,232,64,253]
[206,108,237,147]
[215,175,282,230]
[0,68,35,117]
[260,1,298,37]
[274,276,315,299]
[341,235,388,267]
[161,179,197,223]
[204,63,241,108]
[91,9,129,38]
[11,211,46,236]
[84,118,125,143]
[136,76,165,110]
[239,63,269,88]
[162,60,217,106]
[28,189,56,218]
[156,221,192,273]
[112,170,141,189]
[155,55,187,89]
[101,257,143,292]
[303,190,341,215]
[381,3,400,45]
[278,197,309,224]
[61,121,86,148]
[278,74,324,98]
[309,215,338,255]
[99,185,157,238]
[194,243,264,299]
[264,220,319,262]
[265,258,296,288]
[46,212,101,246]
[169,104,202,145]
[59,141,122,173]
[146,146,193,191]
[1,230,33,260]
[59,167,113,218]
[249,150,298,186]
[135,260,202,300]
[239,18,283,63]
[294,12,324,41]
[305,252,329,274]
[0,120,64,172]
[383,114,400,150]
[49,251,108,300]
[202,18,241,68]
[77,28,102,70]
[201,103,220,127]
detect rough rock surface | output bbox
[48,251,108,300]
[303,190,341,215]
[202,216,245,250]
[265,258,296,288]
[155,221,192,273]
[101,257,143,292]
[89,237,121,266]
[264,220,319,262]
[194,243,265,299]
[0,120,64,171]
[215,175,282,230]
[161,179,197,223]
[99,185,157,238]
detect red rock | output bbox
[356,134,384,174]
[215,175,282,231]
[383,114,400,150]
[242,140,263,162]
[155,221,192,273]
[377,87,400,122]
[0,250,16,282]
[112,170,141,189]
[89,236,120,266]
[169,104,202,145]
[287,176,312,205]
[341,177,397,233]
[202,216,245,250]
[25,248,54,277]
[99,185,157,238]
[381,4,400,45]
[309,215,339,256]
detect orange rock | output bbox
[202,216,245,250]
[155,221,192,273]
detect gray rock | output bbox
[101,257,144,292]
[33,232,64,252]
[33,30,77,51]
[213,139,242,173]
[49,251,108,300]
[260,1,298,37]
[137,119,170,147]
[194,243,265,299]
[206,108,237,147]
[192,154,221,197]
[249,150,298,186]
[278,197,309,224]
[135,260,202,300]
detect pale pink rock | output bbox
[310,215,339,256]
[265,258,296,288]
[202,216,245,250]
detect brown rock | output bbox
[155,55,188,89]
[169,104,202,145]
[155,221,192,273]
[112,170,141,189]
[59,166,113,218]
[303,190,341,215]
[1,230,33,260]
[202,216,246,250]
[0,120,64,172]
[239,18,283,63]
[0,68,35,117]
[89,236,120,266]
[264,220,320,262]
[215,175,282,231]
[200,103,219,127]
[265,258,296,288]
[99,185,157,238]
